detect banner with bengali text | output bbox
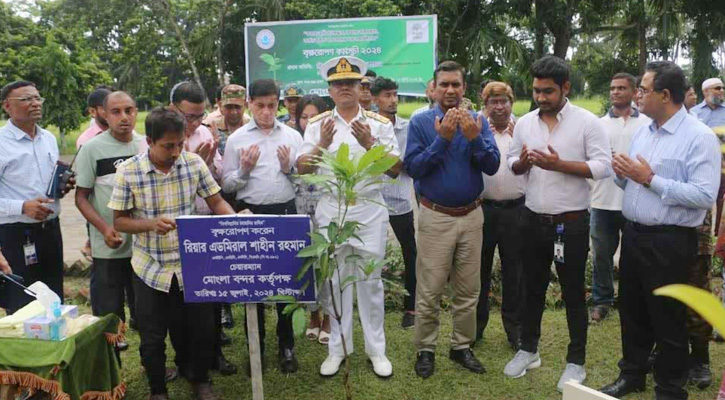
[176,215,315,303]
[244,15,438,97]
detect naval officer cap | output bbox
[319,56,368,82]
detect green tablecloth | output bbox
[0,314,124,400]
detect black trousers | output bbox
[235,199,296,353]
[389,211,417,312]
[0,219,63,313]
[90,258,135,323]
[618,222,696,400]
[133,274,215,395]
[519,208,589,365]
[477,201,524,345]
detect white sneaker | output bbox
[557,363,586,392]
[320,355,345,376]
[369,354,393,378]
[503,350,541,378]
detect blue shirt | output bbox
[0,120,61,224]
[691,101,725,128]
[615,107,720,227]
[405,105,500,208]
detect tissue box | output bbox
[60,305,79,319]
[24,316,52,340]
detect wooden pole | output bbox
[246,303,264,400]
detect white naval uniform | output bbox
[298,106,400,357]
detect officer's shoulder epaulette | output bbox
[364,110,391,124]
[308,110,332,124]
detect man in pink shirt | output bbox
[76,86,113,150]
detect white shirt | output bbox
[298,106,400,234]
[482,122,527,201]
[222,118,303,205]
[590,108,651,211]
[507,99,612,214]
[381,116,414,216]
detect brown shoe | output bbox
[589,305,610,323]
[149,395,169,400]
[192,382,218,400]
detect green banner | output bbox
[244,15,437,97]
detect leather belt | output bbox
[531,209,589,225]
[482,196,525,209]
[420,197,481,217]
[627,221,695,234]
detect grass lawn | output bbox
[63,275,724,400]
[1,98,605,155]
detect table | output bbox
[0,315,124,400]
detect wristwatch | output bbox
[642,173,655,189]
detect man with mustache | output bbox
[691,77,725,129]
[0,80,75,312]
[75,91,145,352]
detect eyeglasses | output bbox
[486,99,511,107]
[638,87,657,96]
[6,96,45,104]
[712,86,725,91]
[180,111,206,123]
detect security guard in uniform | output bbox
[278,83,304,128]
[296,56,402,378]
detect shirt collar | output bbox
[537,98,571,121]
[332,105,366,123]
[247,117,282,134]
[5,120,40,141]
[607,107,640,118]
[649,106,688,135]
[487,117,512,136]
[140,150,188,174]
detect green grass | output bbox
[60,278,725,400]
[1,98,604,155]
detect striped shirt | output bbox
[108,151,221,292]
[0,120,61,224]
[616,106,721,227]
[382,116,414,216]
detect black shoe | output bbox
[599,376,646,398]
[115,340,129,352]
[214,354,238,376]
[221,304,234,329]
[688,363,712,389]
[401,313,415,329]
[415,351,435,378]
[278,348,298,373]
[449,348,485,374]
[219,331,232,347]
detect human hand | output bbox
[150,217,176,235]
[460,111,483,141]
[240,145,261,175]
[530,145,561,171]
[277,145,292,174]
[612,153,652,184]
[103,227,124,249]
[318,119,337,149]
[351,120,374,150]
[22,198,54,220]
[435,108,458,141]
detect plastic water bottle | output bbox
[49,302,67,341]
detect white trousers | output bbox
[321,223,387,358]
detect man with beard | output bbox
[296,56,401,378]
[407,61,500,379]
[589,73,651,324]
[503,56,611,391]
[691,77,725,128]
[476,81,526,350]
[0,80,75,312]
[76,85,114,149]
[75,91,145,352]
[371,77,418,329]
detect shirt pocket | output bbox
[652,158,684,180]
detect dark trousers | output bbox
[389,211,417,312]
[477,201,524,345]
[90,258,135,323]
[618,222,696,400]
[133,274,215,395]
[520,208,589,365]
[0,219,63,313]
[590,208,626,306]
[686,255,712,365]
[235,199,296,353]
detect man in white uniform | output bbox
[296,56,401,378]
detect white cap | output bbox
[702,78,723,91]
[318,56,367,82]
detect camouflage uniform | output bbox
[687,209,713,363]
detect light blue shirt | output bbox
[0,120,61,224]
[382,115,414,216]
[691,101,725,128]
[616,107,720,227]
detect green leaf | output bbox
[340,274,357,290]
[344,253,364,266]
[335,142,350,166]
[297,242,326,258]
[356,145,387,172]
[292,307,307,338]
[259,53,276,65]
[295,257,316,281]
[264,295,296,303]
[282,303,300,315]
[364,155,398,177]
[326,221,340,244]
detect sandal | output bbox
[306,327,320,341]
[318,329,330,345]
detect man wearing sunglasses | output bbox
[691,77,725,129]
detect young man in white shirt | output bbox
[221,79,303,374]
[503,56,612,391]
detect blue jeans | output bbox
[590,208,626,306]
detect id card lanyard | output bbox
[23,229,39,266]
[554,223,565,264]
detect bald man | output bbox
[75,91,146,351]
